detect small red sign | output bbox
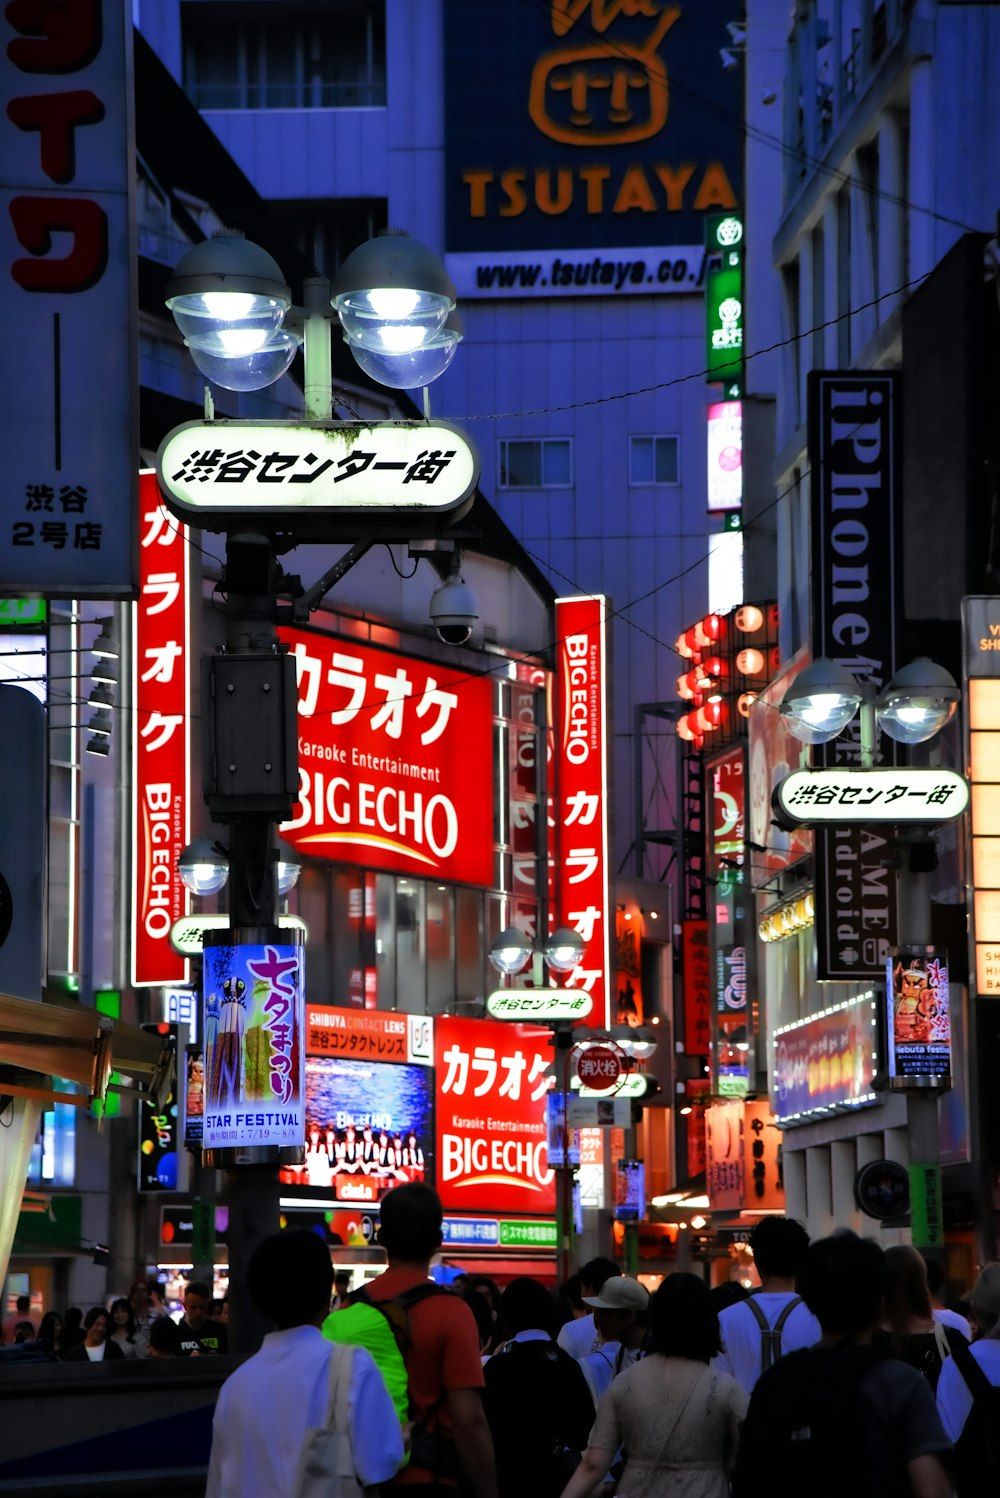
[576,1045,622,1091]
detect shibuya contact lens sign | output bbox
[132,471,190,987]
[555,597,613,1028]
[436,1016,554,1213]
[278,627,494,888]
[202,938,305,1149]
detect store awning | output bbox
[0,993,173,1109]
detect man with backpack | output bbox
[324,1183,497,1498]
[712,1216,821,1392]
[734,1231,952,1498]
[483,1277,593,1495]
[936,1260,1000,1491]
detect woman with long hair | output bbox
[108,1297,139,1358]
[559,1274,748,1498]
[876,1244,967,1390]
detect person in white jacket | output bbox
[206,1230,403,1498]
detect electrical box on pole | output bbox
[202,652,299,819]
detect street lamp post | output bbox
[780,654,961,1257]
[162,227,465,1353]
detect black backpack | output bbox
[735,1341,887,1498]
[949,1337,1000,1493]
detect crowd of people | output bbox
[201,1186,1000,1498]
[0,1276,229,1362]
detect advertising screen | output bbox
[436,1016,555,1213]
[886,951,951,1088]
[773,994,879,1125]
[278,627,494,889]
[203,939,305,1149]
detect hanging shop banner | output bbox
[138,1024,180,1192]
[708,746,750,1095]
[615,902,644,1026]
[707,401,743,511]
[772,992,879,1126]
[962,597,1000,996]
[554,596,613,1028]
[0,0,137,593]
[808,373,900,979]
[682,919,711,1054]
[442,0,741,290]
[280,1007,434,1201]
[132,471,191,987]
[747,655,813,881]
[184,1049,204,1147]
[614,1160,645,1221]
[278,627,494,888]
[742,1100,784,1211]
[202,937,305,1149]
[435,1015,554,1213]
[705,1100,744,1211]
[885,949,951,1089]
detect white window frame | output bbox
[498,437,573,490]
[629,435,681,486]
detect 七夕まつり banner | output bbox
[202,935,305,1149]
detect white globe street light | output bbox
[178,837,230,897]
[779,657,864,744]
[877,657,959,745]
[781,655,960,766]
[274,838,303,897]
[488,926,533,977]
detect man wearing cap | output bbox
[558,1257,621,1361]
[578,1277,649,1405]
[936,1261,1000,1446]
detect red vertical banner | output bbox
[132,471,190,986]
[554,596,613,1027]
[682,919,711,1053]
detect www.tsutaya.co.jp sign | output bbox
[486,990,593,1022]
[555,597,613,1028]
[156,421,479,528]
[278,627,495,887]
[203,938,305,1149]
[132,472,190,987]
[1,0,137,592]
[774,769,969,826]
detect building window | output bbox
[498,438,572,488]
[181,2,387,111]
[629,436,680,485]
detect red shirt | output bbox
[364,1267,484,1487]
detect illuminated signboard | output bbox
[138,1024,180,1193]
[706,401,743,511]
[442,0,741,294]
[772,993,879,1126]
[169,912,307,958]
[278,626,495,888]
[1,0,137,592]
[885,949,951,1090]
[132,471,190,988]
[486,990,593,1022]
[279,1006,434,1203]
[963,597,1000,996]
[157,422,479,532]
[705,252,743,394]
[436,1016,554,1213]
[614,1160,645,1221]
[774,769,969,826]
[202,937,306,1150]
[554,596,613,1028]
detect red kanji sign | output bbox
[575,1045,622,1092]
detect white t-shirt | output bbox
[557,1312,601,1360]
[84,1342,107,1362]
[933,1306,973,1342]
[712,1293,822,1393]
[205,1325,403,1498]
[936,1336,1000,1441]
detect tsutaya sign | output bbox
[278,627,494,888]
[132,472,190,987]
[554,597,613,1028]
[156,421,479,532]
[774,769,969,827]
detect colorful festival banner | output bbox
[202,938,305,1149]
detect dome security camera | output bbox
[429,570,478,645]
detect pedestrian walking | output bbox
[936,1261,1000,1492]
[875,1244,967,1391]
[560,1273,747,1498]
[205,1228,402,1498]
[712,1217,821,1393]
